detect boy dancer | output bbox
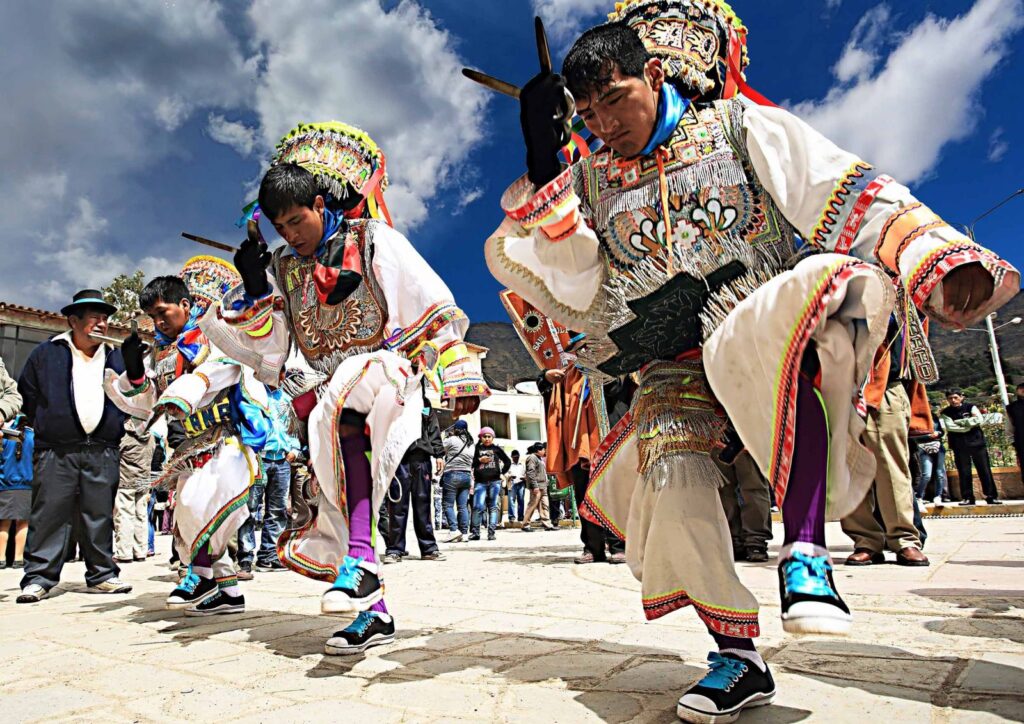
[106,258,271,616]
[203,122,486,654]
[482,4,1018,720]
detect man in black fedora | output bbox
[16,289,133,602]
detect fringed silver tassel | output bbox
[643,452,727,491]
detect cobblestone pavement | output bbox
[1,517,1022,723]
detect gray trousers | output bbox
[21,446,120,590]
[714,450,772,550]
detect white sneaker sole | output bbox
[86,585,133,594]
[166,587,219,610]
[782,601,852,636]
[676,690,775,723]
[324,631,395,655]
[184,603,245,617]
[321,586,384,615]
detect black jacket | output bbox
[17,336,126,450]
[404,407,444,462]
[472,443,511,483]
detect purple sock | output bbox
[710,630,757,651]
[371,599,389,614]
[192,545,212,568]
[781,373,829,549]
[340,432,377,565]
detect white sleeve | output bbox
[743,104,1019,325]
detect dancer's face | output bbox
[575,59,664,158]
[145,297,190,339]
[267,195,326,257]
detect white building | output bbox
[425,342,545,456]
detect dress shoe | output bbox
[844,549,884,566]
[745,547,769,563]
[895,546,930,567]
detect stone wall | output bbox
[945,467,1022,499]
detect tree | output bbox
[101,270,145,324]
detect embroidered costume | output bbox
[104,257,271,614]
[202,122,487,651]
[487,0,1018,647]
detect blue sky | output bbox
[1,0,1021,324]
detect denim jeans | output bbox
[471,481,501,536]
[442,470,472,534]
[238,458,291,566]
[916,450,948,499]
[146,491,156,554]
[509,482,526,522]
[433,482,443,529]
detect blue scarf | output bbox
[638,82,690,157]
[290,206,345,259]
[154,304,205,363]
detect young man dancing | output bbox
[203,122,486,654]
[483,3,1018,720]
[106,258,271,616]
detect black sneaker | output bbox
[779,552,851,635]
[321,556,383,614]
[166,571,219,610]
[255,560,286,572]
[959,499,976,506]
[986,498,1003,505]
[184,590,245,616]
[468,534,481,541]
[324,611,396,655]
[745,547,769,563]
[487,533,496,541]
[677,652,775,723]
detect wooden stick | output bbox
[462,68,521,99]
[535,16,552,74]
[182,232,238,254]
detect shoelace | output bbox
[698,652,748,690]
[333,555,366,590]
[178,570,201,594]
[344,611,376,636]
[782,551,836,598]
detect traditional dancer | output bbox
[105,258,271,616]
[481,3,1018,721]
[202,122,486,654]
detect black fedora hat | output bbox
[61,289,117,317]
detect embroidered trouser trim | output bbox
[628,454,760,637]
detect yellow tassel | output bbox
[656,148,675,277]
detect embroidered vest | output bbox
[573,98,800,377]
[272,220,389,377]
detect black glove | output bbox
[519,71,574,187]
[234,224,272,298]
[122,333,147,383]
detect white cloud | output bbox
[0,0,255,309]
[831,5,891,83]
[244,0,489,232]
[791,0,1024,184]
[531,0,610,48]
[206,114,258,157]
[988,127,1009,162]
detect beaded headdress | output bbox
[607,0,749,100]
[180,256,241,314]
[270,121,392,224]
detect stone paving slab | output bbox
[1,518,1022,722]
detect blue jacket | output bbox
[1,415,33,491]
[17,336,126,450]
[262,387,300,460]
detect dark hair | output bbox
[511,450,520,460]
[139,276,191,310]
[258,163,320,221]
[563,22,651,100]
[1017,383,1024,389]
[945,388,963,397]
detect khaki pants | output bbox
[714,450,772,551]
[841,385,921,552]
[522,486,551,527]
[114,487,150,560]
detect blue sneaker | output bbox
[321,556,383,614]
[779,550,851,635]
[166,569,218,610]
[677,652,775,723]
[324,611,396,655]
